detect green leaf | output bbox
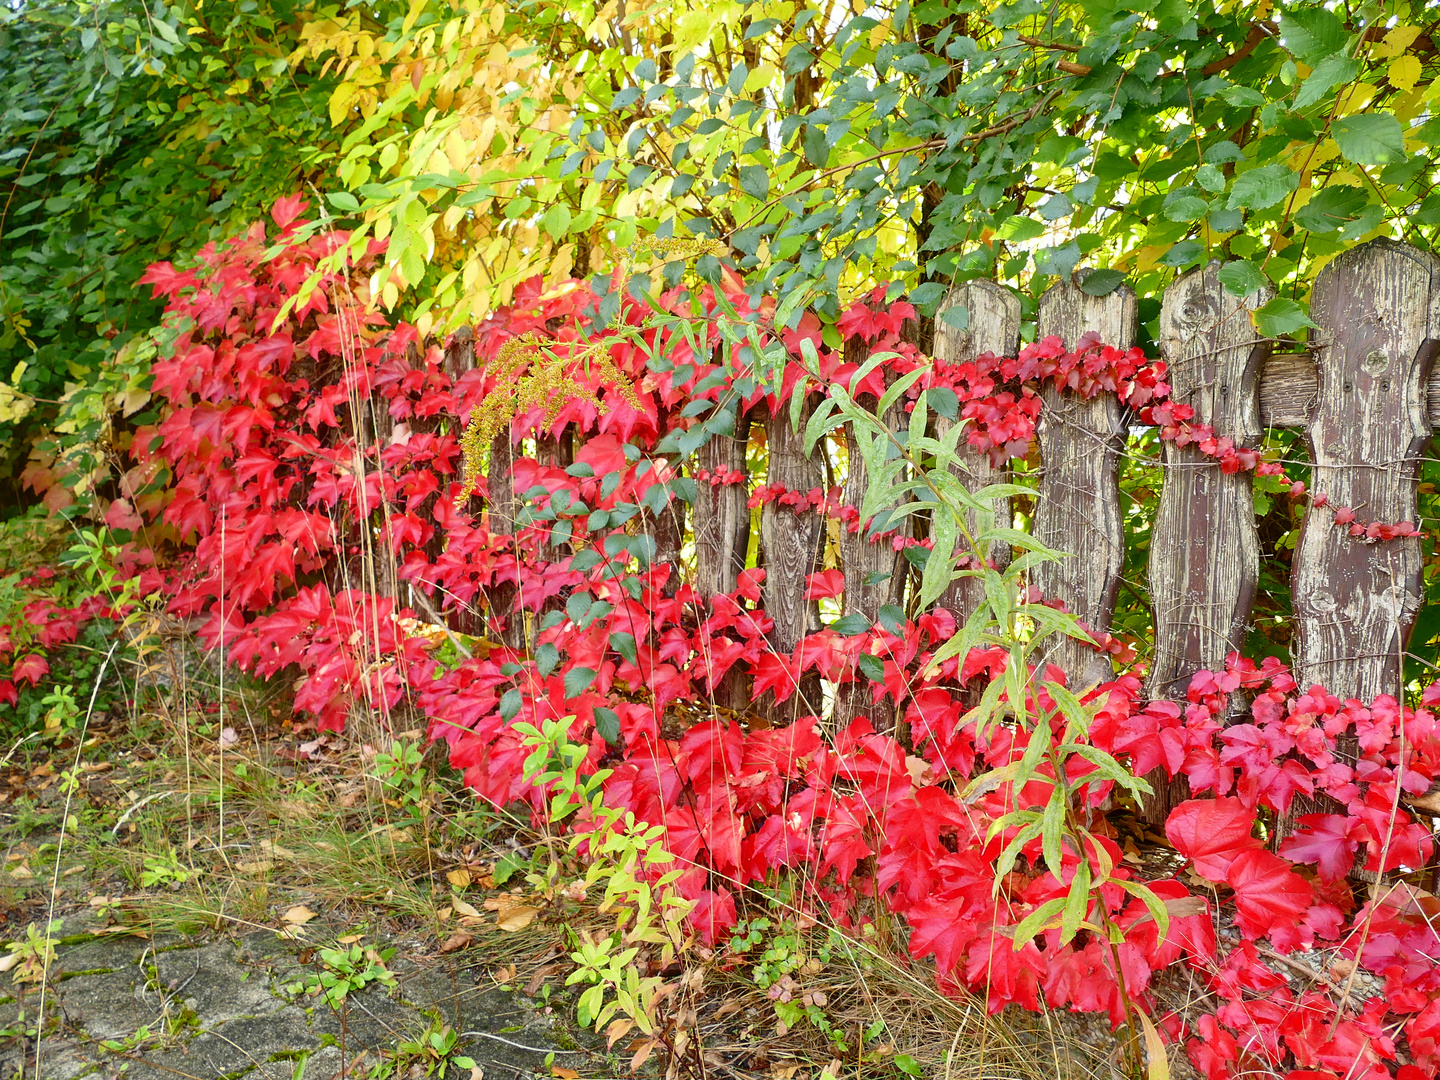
[1217,260,1267,298]
[1162,193,1209,223]
[738,165,769,200]
[1078,268,1125,296]
[1227,165,1300,210]
[563,666,597,697]
[1332,113,1407,166]
[609,631,638,665]
[1252,297,1317,337]
[1278,6,1348,63]
[831,613,871,636]
[1294,54,1360,109]
[1296,185,1370,232]
[594,707,621,746]
[327,191,361,213]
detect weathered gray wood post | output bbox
[1292,239,1438,702]
[761,400,826,724]
[835,336,906,730]
[694,408,753,712]
[1032,277,1138,692]
[1142,263,1271,825]
[932,280,1022,621]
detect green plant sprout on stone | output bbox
[140,848,192,889]
[304,940,398,1009]
[0,920,61,985]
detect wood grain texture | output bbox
[485,426,525,648]
[1291,238,1438,702]
[693,415,753,712]
[761,401,826,724]
[1142,265,1270,825]
[1257,350,1440,428]
[1032,278,1137,692]
[932,281,1021,620]
[835,338,905,730]
[1148,263,1270,701]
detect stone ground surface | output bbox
[0,908,601,1080]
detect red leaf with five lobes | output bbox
[271,193,308,229]
[11,653,49,688]
[804,569,845,600]
[575,434,630,479]
[1226,849,1313,939]
[1164,797,1261,881]
[1278,813,1359,883]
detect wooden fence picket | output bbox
[1032,276,1138,692]
[761,399,826,723]
[1291,239,1439,702]
[694,412,753,711]
[836,336,906,729]
[1140,263,1272,824]
[931,280,1022,622]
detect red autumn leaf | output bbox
[1278,813,1359,883]
[804,568,845,600]
[1164,797,1260,881]
[1225,849,1313,939]
[736,567,765,603]
[11,653,49,688]
[575,433,630,479]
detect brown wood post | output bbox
[835,336,906,730]
[1140,263,1272,826]
[484,423,525,649]
[1032,276,1138,693]
[761,400,826,724]
[1292,239,1438,702]
[694,412,753,712]
[932,280,1022,620]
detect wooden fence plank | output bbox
[835,337,906,730]
[1032,277,1138,692]
[1149,263,1270,699]
[1141,264,1271,824]
[1292,238,1439,702]
[932,280,1021,621]
[694,413,753,712]
[485,425,525,648]
[761,400,826,723]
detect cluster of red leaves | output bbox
[22,203,1440,1080]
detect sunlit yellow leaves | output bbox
[1389,54,1423,93]
[1375,24,1422,59]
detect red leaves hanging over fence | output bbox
[15,201,1440,1080]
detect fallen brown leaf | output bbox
[439,930,474,954]
[495,904,538,932]
[446,868,472,890]
[282,905,316,925]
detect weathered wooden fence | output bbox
[445,237,1440,825]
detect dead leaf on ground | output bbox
[237,859,274,874]
[452,899,482,922]
[495,903,538,932]
[446,868,472,890]
[0,954,22,974]
[492,963,516,984]
[714,999,744,1019]
[526,962,560,997]
[629,1039,656,1071]
[282,905,316,925]
[439,929,474,954]
[550,1067,579,1079]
